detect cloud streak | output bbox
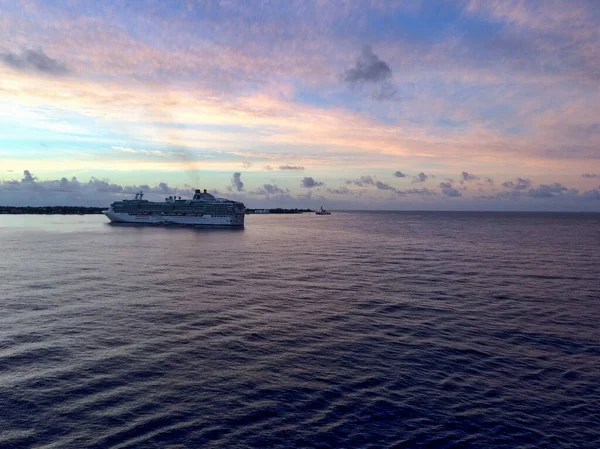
[1,48,69,75]
[278,165,305,171]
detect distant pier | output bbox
[245,208,313,214]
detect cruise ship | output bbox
[103,189,246,227]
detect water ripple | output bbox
[0,212,599,448]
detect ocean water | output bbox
[0,212,599,449]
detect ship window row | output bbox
[115,207,231,213]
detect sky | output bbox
[0,0,599,210]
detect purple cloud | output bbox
[301,177,324,188]
[527,183,569,198]
[279,165,304,170]
[439,182,461,197]
[252,184,288,195]
[343,46,396,100]
[0,170,192,205]
[461,171,479,181]
[22,170,36,183]
[412,172,429,183]
[442,188,461,197]
[583,189,600,200]
[375,181,397,192]
[1,48,69,76]
[347,175,375,186]
[231,172,244,192]
[397,188,437,196]
[343,46,392,84]
[502,178,532,190]
[326,186,352,195]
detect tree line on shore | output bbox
[0,206,105,214]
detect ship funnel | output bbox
[195,189,201,194]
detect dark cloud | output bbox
[411,172,429,183]
[583,189,600,200]
[502,177,532,190]
[242,161,252,168]
[482,182,600,205]
[461,171,479,182]
[279,165,304,170]
[582,173,598,178]
[298,190,313,201]
[1,48,69,75]
[153,182,180,195]
[253,184,288,196]
[231,172,244,192]
[397,188,437,196]
[301,177,324,188]
[527,183,569,198]
[343,46,396,100]
[22,170,36,183]
[343,46,392,84]
[495,182,578,199]
[442,187,461,197]
[0,170,191,205]
[326,186,352,195]
[263,184,286,195]
[347,175,375,186]
[495,190,525,200]
[263,164,304,171]
[439,182,461,197]
[344,175,433,195]
[375,181,397,192]
[371,83,398,101]
[393,171,407,178]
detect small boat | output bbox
[315,206,331,215]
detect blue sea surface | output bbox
[0,212,599,448]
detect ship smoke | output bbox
[145,90,201,189]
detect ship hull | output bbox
[103,210,244,227]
